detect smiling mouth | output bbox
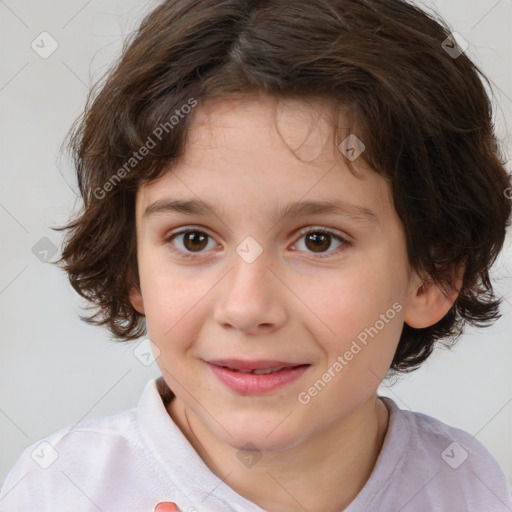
[207,358,310,374]
[207,360,311,395]
[216,365,307,375]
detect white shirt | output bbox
[0,377,511,511]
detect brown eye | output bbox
[166,229,217,257]
[304,232,333,253]
[293,228,347,258]
[182,231,208,252]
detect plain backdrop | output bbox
[1,0,511,489]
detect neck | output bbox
[167,394,389,512]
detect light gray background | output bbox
[1,0,511,489]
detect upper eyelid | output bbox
[166,225,348,241]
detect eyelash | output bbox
[164,226,351,260]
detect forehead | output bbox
[182,94,354,166]
[136,95,394,225]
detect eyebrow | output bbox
[143,198,379,225]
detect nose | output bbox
[213,248,288,335]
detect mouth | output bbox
[207,359,310,373]
[206,359,311,395]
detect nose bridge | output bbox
[227,238,274,302]
[213,238,287,333]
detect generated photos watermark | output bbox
[94,97,198,200]
[297,301,403,405]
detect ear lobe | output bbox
[129,286,145,315]
[404,271,463,329]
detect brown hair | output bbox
[54,0,511,374]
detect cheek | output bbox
[142,279,208,380]
[137,256,207,348]
[292,252,407,358]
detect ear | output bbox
[129,286,145,315]
[404,267,464,329]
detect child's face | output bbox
[131,94,422,451]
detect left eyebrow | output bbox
[143,197,379,225]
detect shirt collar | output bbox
[136,377,266,512]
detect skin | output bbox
[130,93,460,512]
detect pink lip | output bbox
[207,359,306,371]
[206,360,310,395]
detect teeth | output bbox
[224,366,287,374]
[252,367,285,374]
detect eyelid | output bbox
[294,225,350,242]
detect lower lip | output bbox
[208,363,310,395]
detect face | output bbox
[130,94,422,452]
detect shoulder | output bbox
[376,397,512,511]
[0,407,144,510]
[390,398,499,466]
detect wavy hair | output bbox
[55,0,511,374]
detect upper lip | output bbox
[207,359,309,371]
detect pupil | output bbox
[306,233,330,252]
[184,232,207,251]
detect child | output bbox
[1,0,511,510]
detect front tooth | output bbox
[252,367,284,375]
